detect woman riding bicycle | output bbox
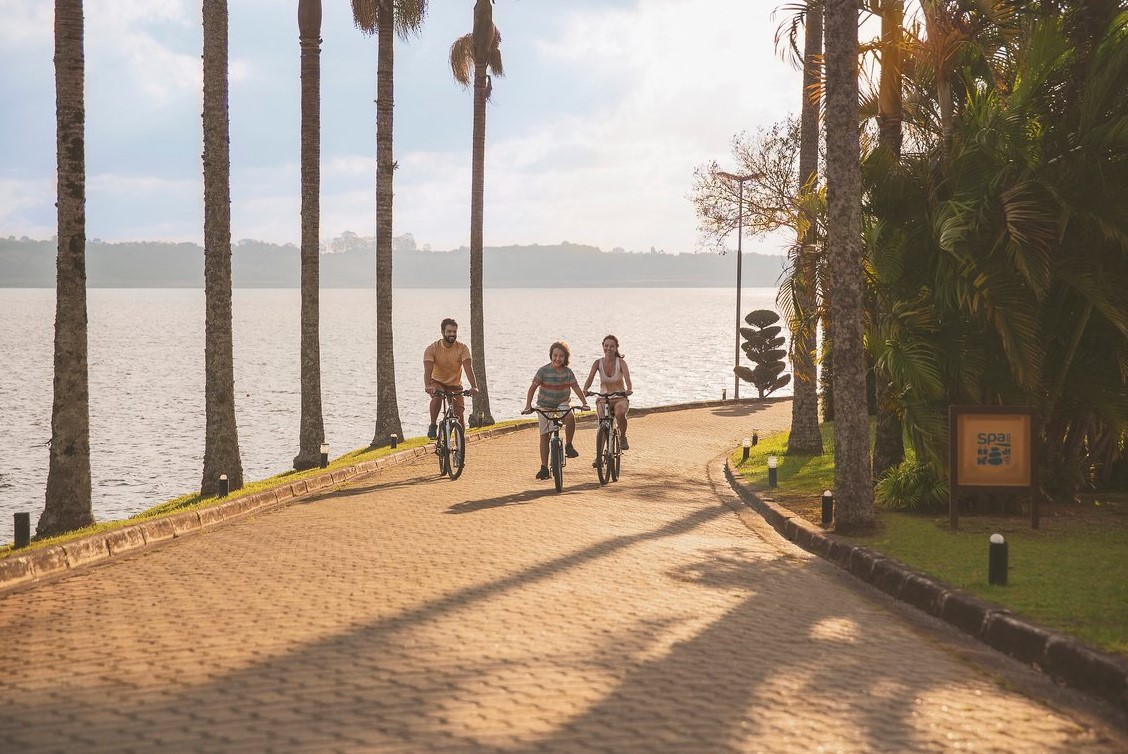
[522,341,589,480]
[582,334,633,449]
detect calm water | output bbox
[0,287,785,543]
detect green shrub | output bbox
[876,459,948,512]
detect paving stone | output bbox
[1,402,1125,753]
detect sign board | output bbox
[948,406,1038,529]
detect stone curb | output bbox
[724,460,1128,715]
[0,421,530,595]
[0,398,769,595]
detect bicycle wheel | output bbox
[436,423,448,476]
[595,425,611,485]
[610,428,622,482]
[446,421,465,480]
[550,437,564,492]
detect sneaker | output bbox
[620,436,629,450]
[565,444,579,458]
[427,424,437,440]
[535,466,551,480]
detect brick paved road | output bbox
[1,402,1125,753]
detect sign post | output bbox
[949,406,1038,531]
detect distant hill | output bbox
[0,237,787,288]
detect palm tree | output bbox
[293,0,326,470]
[777,0,825,455]
[825,0,874,529]
[450,0,504,426]
[200,0,244,496]
[351,0,428,447]
[869,0,905,481]
[39,0,94,537]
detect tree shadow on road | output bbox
[445,481,603,514]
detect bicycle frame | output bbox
[530,406,582,493]
[433,388,466,480]
[586,391,627,485]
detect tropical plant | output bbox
[450,0,504,426]
[39,0,94,537]
[736,309,793,398]
[825,0,875,528]
[864,3,1128,502]
[351,0,429,447]
[200,0,244,497]
[293,0,326,471]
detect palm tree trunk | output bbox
[871,0,905,481]
[468,57,494,426]
[40,0,94,537]
[825,0,874,529]
[370,1,404,447]
[200,0,244,496]
[788,0,824,455]
[294,0,326,470]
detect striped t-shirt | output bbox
[535,364,577,408]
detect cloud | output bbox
[0,177,55,239]
[0,1,51,47]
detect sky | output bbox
[0,0,804,255]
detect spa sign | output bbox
[950,406,1035,489]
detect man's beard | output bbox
[445,334,456,344]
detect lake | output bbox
[0,287,786,543]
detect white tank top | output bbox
[598,357,622,386]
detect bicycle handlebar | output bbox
[585,390,630,399]
[522,405,590,420]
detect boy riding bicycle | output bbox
[522,341,589,480]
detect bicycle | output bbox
[431,388,468,480]
[586,390,628,485]
[523,405,587,492]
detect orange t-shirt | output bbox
[424,339,471,386]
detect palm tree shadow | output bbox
[446,481,604,514]
[709,402,774,418]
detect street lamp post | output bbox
[716,170,757,400]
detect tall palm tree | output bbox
[825,0,874,528]
[869,0,905,481]
[200,0,244,496]
[293,0,326,470]
[450,0,504,426]
[39,0,94,537]
[351,0,428,447]
[778,0,825,455]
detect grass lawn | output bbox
[731,423,1128,660]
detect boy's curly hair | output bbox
[549,340,571,367]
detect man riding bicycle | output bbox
[424,318,478,438]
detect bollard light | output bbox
[319,442,329,469]
[390,433,398,449]
[741,437,751,463]
[14,512,30,549]
[219,474,229,497]
[988,533,1008,585]
[752,431,758,447]
[722,388,727,401]
[821,490,833,526]
[767,455,778,488]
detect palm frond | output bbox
[449,34,474,88]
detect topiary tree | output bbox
[735,309,792,399]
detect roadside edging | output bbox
[724,460,1128,716]
[0,422,528,595]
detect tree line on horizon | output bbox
[1,235,785,288]
[36,0,1128,539]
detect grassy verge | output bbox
[730,423,1128,660]
[1,418,534,561]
